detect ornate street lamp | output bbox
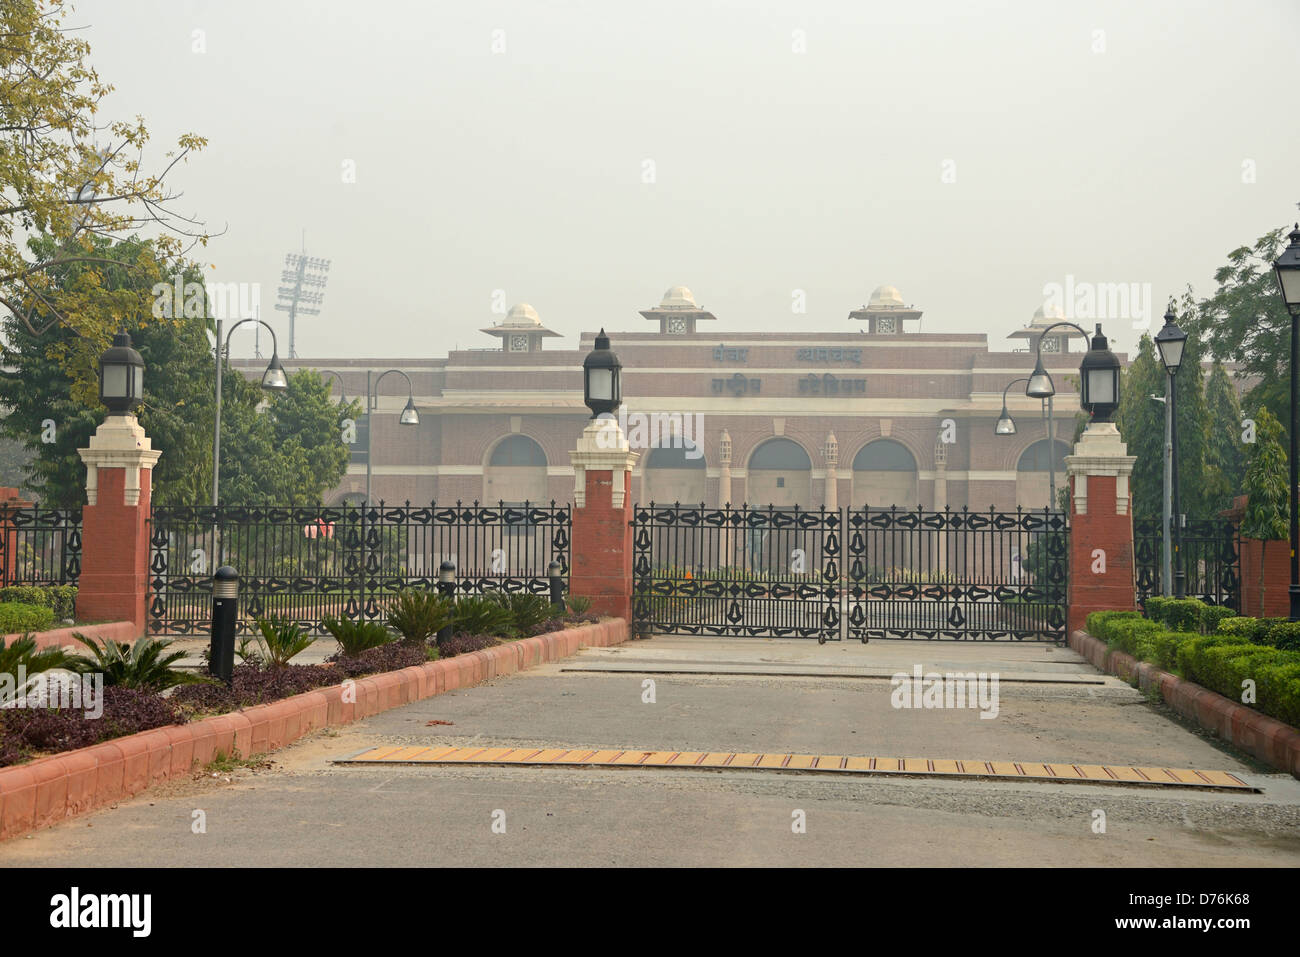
[1154,308,1189,598]
[994,377,1030,435]
[366,369,420,506]
[212,318,290,508]
[98,330,145,414]
[1078,323,1121,421]
[582,328,622,418]
[1272,224,1300,620]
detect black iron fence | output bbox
[0,505,82,587]
[148,500,571,635]
[1134,517,1239,609]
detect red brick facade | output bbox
[1066,473,1137,636]
[569,468,634,622]
[76,467,153,630]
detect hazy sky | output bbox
[77,0,1300,360]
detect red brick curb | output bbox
[0,618,629,840]
[1070,629,1300,779]
[5,620,138,654]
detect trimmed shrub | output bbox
[1215,616,1263,640]
[1255,661,1300,728]
[0,586,77,621]
[1086,610,1141,641]
[1199,604,1238,635]
[322,615,395,655]
[1150,631,1195,673]
[1262,621,1300,652]
[1104,617,1165,657]
[1144,597,1208,632]
[0,601,54,634]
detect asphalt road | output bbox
[3,637,1298,867]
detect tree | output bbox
[0,0,209,397]
[0,237,358,506]
[1203,360,1245,516]
[1114,336,1165,518]
[1169,294,1210,519]
[1239,407,1289,614]
[0,235,212,505]
[1183,223,1294,443]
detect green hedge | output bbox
[1176,634,1300,727]
[1143,596,1236,634]
[0,585,77,621]
[0,601,56,634]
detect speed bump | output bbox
[335,745,1254,790]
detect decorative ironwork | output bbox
[846,506,1067,642]
[632,503,842,641]
[0,505,82,587]
[148,500,570,636]
[1134,517,1239,610]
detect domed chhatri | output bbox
[640,284,717,334]
[504,302,543,326]
[1008,303,1086,354]
[849,285,923,334]
[480,301,560,353]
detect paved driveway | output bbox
[3,637,1298,867]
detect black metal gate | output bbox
[632,503,1067,642]
[1134,517,1239,610]
[631,503,842,641]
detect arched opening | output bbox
[485,435,548,504]
[643,440,706,505]
[851,439,917,508]
[746,438,811,507]
[1015,439,1069,510]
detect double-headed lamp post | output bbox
[994,377,1031,436]
[1024,322,1122,510]
[365,369,420,506]
[213,318,288,508]
[1154,308,1189,598]
[1271,224,1300,621]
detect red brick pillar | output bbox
[1064,422,1137,637]
[1238,538,1290,618]
[569,417,639,622]
[75,415,161,630]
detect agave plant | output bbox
[322,615,396,655]
[252,618,315,669]
[503,592,553,633]
[385,591,451,643]
[66,633,210,692]
[0,633,72,679]
[565,595,592,615]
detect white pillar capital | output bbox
[77,414,161,506]
[1064,422,1135,515]
[569,417,639,509]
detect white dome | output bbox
[869,285,905,308]
[504,303,542,327]
[659,285,697,309]
[1032,303,1066,323]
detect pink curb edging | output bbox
[5,620,138,654]
[0,618,629,840]
[1070,629,1300,779]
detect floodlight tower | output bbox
[274,238,330,358]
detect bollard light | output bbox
[210,565,238,685]
[436,560,456,646]
[548,559,565,613]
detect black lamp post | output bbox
[1155,308,1189,599]
[1272,224,1300,621]
[994,377,1030,435]
[98,330,145,414]
[582,328,622,418]
[365,369,420,506]
[212,318,289,508]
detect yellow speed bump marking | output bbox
[335,746,1254,790]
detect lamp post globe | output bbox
[583,328,622,418]
[1025,354,1054,399]
[995,406,1017,435]
[99,330,145,414]
[1273,224,1300,310]
[262,351,289,391]
[1272,224,1300,621]
[1078,324,1121,422]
